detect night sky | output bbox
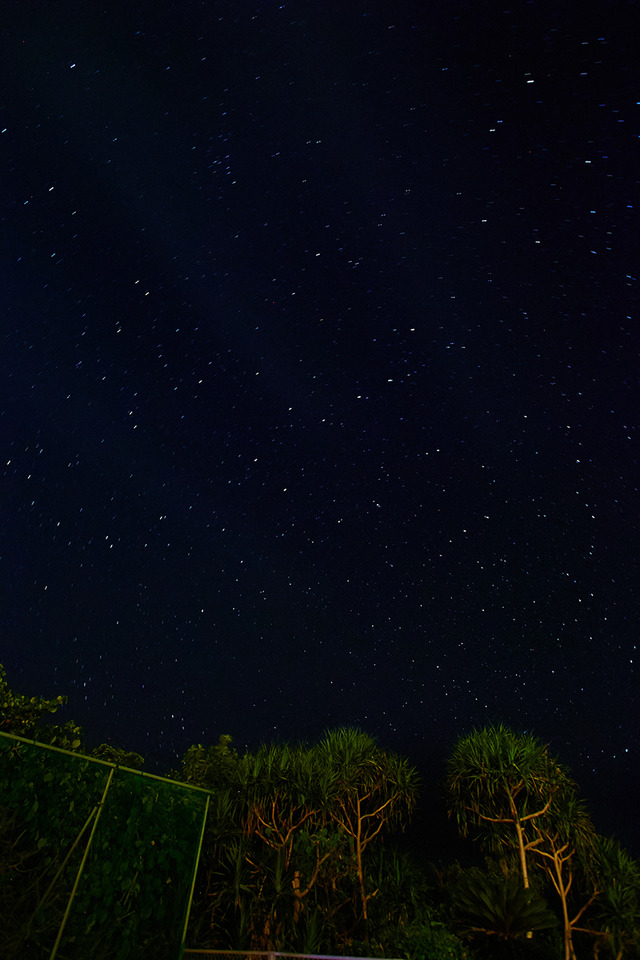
[2,1,639,852]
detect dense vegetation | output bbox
[1,664,639,959]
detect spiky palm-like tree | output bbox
[242,742,333,929]
[318,727,419,932]
[577,836,640,959]
[446,724,574,890]
[530,793,598,960]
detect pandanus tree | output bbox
[318,727,419,932]
[180,729,419,950]
[242,742,334,935]
[446,724,574,890]
[577,836,640,959]
[446,724,606,960]
[529,792,598,960]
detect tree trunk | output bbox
[515,819,534,940]
[551,851,576,960]
[515,819,530,888]
[352,794,371,942]
[292,870,301,925]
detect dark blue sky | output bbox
[2,0,639,852]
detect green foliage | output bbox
[445,725,640,960]
[0,665,144,767]
[584,836,640,958]
[318,727,420,932]
[35,718,85,751]
[319,726,420,808]
[90,743,145,769]
[0,735,206,959]
[364,847,467,959]
[451,867,557,941]
[445,719,581,947]
[183,727,421,952]
[0,735,111,955]
[180,734,240,790]
[399,918,468,960]
[446,723,572,844]
[0,662,68,734]
[0,662,87,753]
[67,773,206,959]
[4,666,640,960]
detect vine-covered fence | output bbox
[0,730,210,959]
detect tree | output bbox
[576,836,640,959]
[318,727,419,934]
[90,743,145,769]
[180,735,241,791]
[529,792,598,960]
[180,728,420,952]
[242,743,334,930]
[0,663,142,760]
[180,736,334,950]
[445,725,640,960]
[446,724,573,891]
[0,663,68,736]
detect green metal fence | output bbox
[0,730,210,959]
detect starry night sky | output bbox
[2,1,639,852]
